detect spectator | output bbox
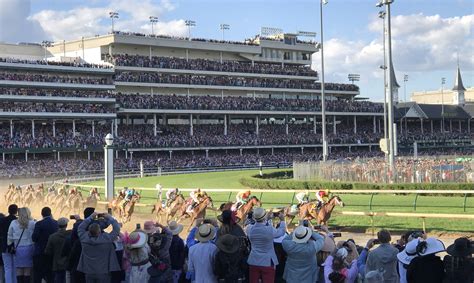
[147,223,173,282]
[245,207,286,283]
[188,224,218,283]
[323,248,358,283]
[214,234,246,283]
[0,204,18,283]
[111,228,125,283]
[443,237,474,283]
[77,212,120,283]
[397,237,423,283]
[44,217,71,283]
[317,232,336,283]
[7,208,35,283]
[365,229,399,283]
[406,238,445,283]
[123,230,151,283]
[282,225,324,283]
[32,207,58,283]
[273,227,288,283]
[356,239,377,278]
[167,221,185,283]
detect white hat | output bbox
[419,238,445,256]
[397,237,445,265]
[397,238,421,265]
[336,247,348,259]
[195,224,215,243]
[252,207,267,222]
[168,221,184,236]
[292,226,312,244]
[127,231,148,249]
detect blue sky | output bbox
[1,0,473,101]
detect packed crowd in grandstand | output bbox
[0,57,111,69]
[0,102,112,113]
[0,203,471,283]
[0,72,110,85]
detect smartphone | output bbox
[332,232,342,237]
[136,223,141,230]
[313,225,322,230]
[373,239,380,244]
[97,213,106,218]
[107,208,112,215]
[302,220,309,227]
[69,215,75,220]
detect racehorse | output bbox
[120,194,140,223]
[177,196,213,231]
[60,192,84,215]
[283,196,344,225]
[220,196,261,221]
[108,195,124,216]
[84,191,100,208]
[152,194,185,222]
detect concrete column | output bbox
[301,147,304,154]
[169,151,172,159]
[373,116,377,133]
[10,120,13,139]
[87,151,91,160]
[189,114,193,136]
[52,121,56,137]
[221,90,224,99]
[431,120,434,133]
[115,119,118,137]
[458,120,461,132]
[333,116,336,135]
[57,151,60,161]
[205,149,209,159]
[163,114,168,126]
[72,120,76,137]
[2,153,4,162]
[420,119,424,134]
[31,120,35,138]
[378,119,381,133]
[313,116,317,134]
[256,115,260,136]
[111,120,114,136]
[239,148,243,156]
[125,150,128,159]
[353,116,357,134]
[271,148,274,155]
[25,151,28,162]
[130,151,133,160]
[115,150,118,159]
[285,115,289,135]
[186,49,189,61]
[449,120,453,132]
[224,115,228,136]
[154,114,157,137]
[92,121,95,137]
[349,146,352,153]
[468,119,471,133]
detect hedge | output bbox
[240,171,474,192]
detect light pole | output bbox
[320,0,328,162]
[377,0,396,179]
[149,16,158,35]
[348,74,360,85]
[441,77,446,133]
[109,11,119,33]
[41,40,53,63]
[104,133,115,201]
[403,74,408,103]
[378,10,388,172]
[220,24,230,41]
[185,20,196,40]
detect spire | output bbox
[452,65,466,91]
[390,63,400,88]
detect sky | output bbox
[0,0,472,102]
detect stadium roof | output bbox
[452,66,466,92]
[396,102,472,120]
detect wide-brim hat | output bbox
[397,238,422,265]
[144,221,158,234]
[195,224,215,243]
[447,237,473,257]
[168,221,184,236]
[292,226,313,244]
[252,207,267,222]
[321,234,336,252]
[420,238,445,256]
[127,231,148,249]
[216,234,240,254]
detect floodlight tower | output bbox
[149,16,159,35]
[348,74,360,85]
[320,0,328,162]
[41,40,53,63]
[109,11,119,33]
[185,20,196,40]
[220,24,230,41]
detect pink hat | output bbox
[143,221,158,234]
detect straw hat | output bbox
[195,224,215,243]
[321,235,336,252]
[252,207,267,222]
[216,234,240,254]
[143,221,158,234]
[127,231,148,249]
[292,226,313,244]
[168,221,184,236]
[446,237,474,257]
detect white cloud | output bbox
[0,0,47,43]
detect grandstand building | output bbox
[0,31,471,176]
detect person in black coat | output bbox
[32,207,58,283]
[0,205,17,283]
[214,234,246,283]
[406,238,445,283]
[443,237,474,283]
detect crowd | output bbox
[106,54,317,77]
[0,102,113,114]
[0,88,114,99]
[0,204,472,283]
[0,72,110,85]
[0,57,111,69]
[114,72,359,92]
[398,123,473,145]
[116,93,383,113]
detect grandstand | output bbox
[0,31,472,177]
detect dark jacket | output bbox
[45,229,72,271]
[214,250,245,283]
[407,254,445,283]
[0,215,16,253]
[443,255,474,283]
[32,216,58,256]
[169,235,185,270]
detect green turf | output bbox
[79,169,474,233]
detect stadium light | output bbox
[320,0,328,161]
[378,10,389,177]
[109,11,119,33]
[403,74,408,103]
[104,133,114,201]
[348,74,360,84]
[185,20,196,40]
[441,77,446,133]
[376,0,396,180]
[149,16,159,35]
[220,23,230,41]
[41,40,53,63]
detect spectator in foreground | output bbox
[77,212,120,283]
[397,237,423,283]
[0,204,18,283]
[443,237,474,283]
[32,207,58,283]
[282,225,324,283]
[124,230,151,283]
[188,224,218,283]
[406,237,445,283]
[214,234,246,282]
[168,221,185,283]
[245,207,286,283]
[7,207,35,283]
[323,248,358,283]
[365,229,399,283]
[45,217,71,283]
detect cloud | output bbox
[313,13,473,93]
[28,0,186,41]
[0,0,47,43]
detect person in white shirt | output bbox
[7,207,36,283]
[156,184,163,201]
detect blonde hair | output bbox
[18,207,32,229]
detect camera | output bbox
[69,215,76,220]
[302,220,309,227]
[313,225,322,230]
[247,211,253,219]
[373,239,380,244]
[97,213,106,218]
[332,232,342,237]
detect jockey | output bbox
[189,188,206,210]
[118,188,126,199]
[89,187,99,196]
[295,191,310,206]
[121,188,136,210]
[69,187,78,195]
[235,190,251,210]
[166,188,180,206]
[316,189,330,209]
